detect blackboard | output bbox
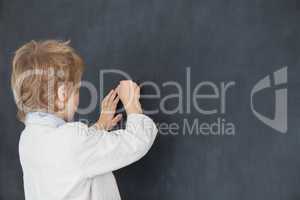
[1,0,300,199]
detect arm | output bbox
[75,80,158,177]
[76,113,157,178]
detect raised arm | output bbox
[74,80,158,177]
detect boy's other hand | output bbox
[96,89,122,130]
[116,80,143,115]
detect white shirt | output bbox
[19,112,158,200]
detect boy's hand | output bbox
[116,80,142,115]
[96,89,122,130]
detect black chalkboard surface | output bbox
[1,0,300,199]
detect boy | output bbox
[11,40,158,200]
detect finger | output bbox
[101,98,107,108]
[112,96,120,106]
[111,89,117,100]
[115,85,120,95]
[135,86,140,99]
[108,90,117,106]
[107,89,114,98]
[119,80,126,86]
[112,114,122,125]
[131,80,138,87]
[136,85,140,93]
[104,89,115,104]
[102,89,113,102]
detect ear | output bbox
[57,84,67,103]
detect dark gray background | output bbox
[1,0,300,199]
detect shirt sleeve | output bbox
[71,113,158,178]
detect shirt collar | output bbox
[25,112,66,127]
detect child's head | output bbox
[11,40,85,122]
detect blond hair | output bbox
[11,40,85,121]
